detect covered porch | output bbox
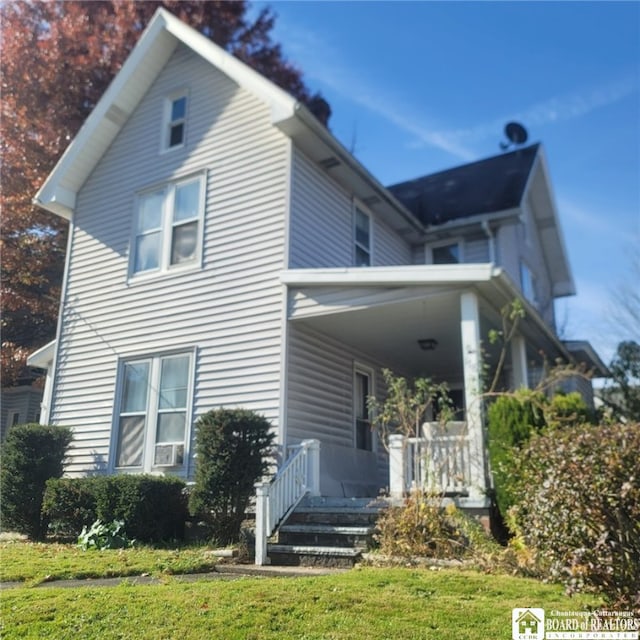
[281,264,571,506]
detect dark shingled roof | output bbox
[387,143,540,227]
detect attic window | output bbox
[432,243,460,264]
[164,92,187,150]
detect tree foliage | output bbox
[601,340,640,422]
[1,0,327,386]
[189,408,275,545]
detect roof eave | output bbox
[33,8,299,220]
[275,104,425,241]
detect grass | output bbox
[1,566,599,639]
[0,540,221,584]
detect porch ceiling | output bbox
[294,289,467,380]
[283,266,572,383]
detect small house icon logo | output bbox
[512,608,545,640]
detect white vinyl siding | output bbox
[289,148,411,268]
[286,323,389,491]
[49,45,289,475]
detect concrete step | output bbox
[278,523,375,549]
[267,544,362,568]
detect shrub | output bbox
[507,422,640,610]
[189,408,275,545]
[487,391,546,516]
[374,494,493,560]
[43,475,187,542]
[0,423,72,540]
[42,477,99,538]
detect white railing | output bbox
[390,422,471,497]
[254,439,320,565]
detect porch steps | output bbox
[266,496,388,567]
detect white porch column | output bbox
[460,291,488,504]
[254,481,270,566]
[388,434,406,499]
[511,334,529,389]
[302,439,321,496]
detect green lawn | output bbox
[1,542,600,640]
[0,540,220,584]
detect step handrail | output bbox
[254,439,320,565]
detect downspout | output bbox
[481,220,496,264]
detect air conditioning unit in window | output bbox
[154,443,184,467]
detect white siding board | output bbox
[51,45,289,476]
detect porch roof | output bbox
[281,265,571,381]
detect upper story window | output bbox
[115,351,193,472]
[164,92,187,150]
[354,207,371,266]
[432,242,460,264]
[520,262,537,305]
[132,174,205,277]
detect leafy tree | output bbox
[601,341,640,422]
[1,0,328,386]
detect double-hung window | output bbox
[164,93,187,150]
[115,352,193,472]
[132,174,204,276]
[354,367,374,451]
[354,207,371,266]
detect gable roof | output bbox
[387,144,540,226]
[33,8,422,240]
[387,143,575,297]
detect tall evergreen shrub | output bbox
[189,408,275,545]
[0,423,72,539]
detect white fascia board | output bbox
[34,12,176,218]
[27,340,56,368]
[33,8,299,219]
[530,147,576,296]
[281,264,497,287]
[158,9,297,123]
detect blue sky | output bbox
[254,0,640,364]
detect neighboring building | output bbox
[30,9,606,504]
[0,384,43,442]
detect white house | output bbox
[30,9,606,514]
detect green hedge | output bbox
[189,408,275,545]
[507,422,640,609]
[0,424,73,540]
[43,475,188,542]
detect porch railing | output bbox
[390,422,471,496]
[254,439,320,565]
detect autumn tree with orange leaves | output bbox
[1,1,328,387]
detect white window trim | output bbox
[353,363,376,452]
[428,239,463,264]
[110,348,196,476]
[128,171,206,282]
[353,203,373,267]
[161,89,189,153]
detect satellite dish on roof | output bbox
[500,122,528,150]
